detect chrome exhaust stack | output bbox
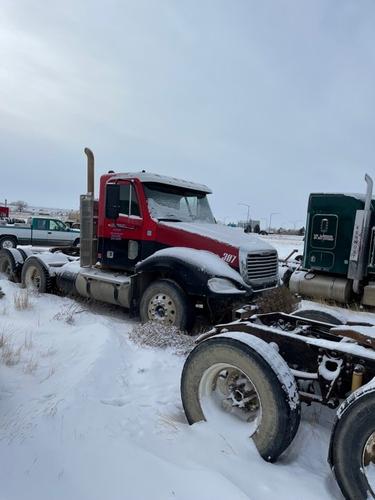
[80,148,98,268]
[85,147,95,196]
[348,174,373,293]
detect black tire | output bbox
[21,257,53,293]
[291,308,344,325]
[330,391,375,499]
[139,279,194,332]
[0,249,20,282]
[0,236,17,249]
[181,335,301,462]
[73,238,80,247]
[281,268,293,287]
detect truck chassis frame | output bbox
[181,309,375,499]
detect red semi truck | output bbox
[0,149,278,330]
[0,206,9,219]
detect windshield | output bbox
[144,183,215,223]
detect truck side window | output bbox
[119,184,141,217]
[34,219,48,230]
[49,220,66,231]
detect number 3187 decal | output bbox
[222,253,236,264]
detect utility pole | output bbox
[239,203,251,229]
[268,212,279,233]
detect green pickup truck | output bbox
[0,216,80,249]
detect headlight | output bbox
[207,277,246,294]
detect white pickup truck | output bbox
[0,216,80,249]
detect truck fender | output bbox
[23,252,71,277]
[0,248,26,282]
[135,247,251,297]
[328,377,375,468]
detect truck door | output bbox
[31,218,50,246]
[47,219,74,246]
[101,181,144,270]
[306,214,338,271]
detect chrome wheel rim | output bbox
[198,363,262,437]
[147,293,177,324]
[24,265,41,290]
[363,432,375,497]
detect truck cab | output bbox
[289,174,375,307]
[96,172,279,292]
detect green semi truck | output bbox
[288,174,375,307]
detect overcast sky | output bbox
[1,1,374,228]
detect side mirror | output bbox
[106,184,121,219]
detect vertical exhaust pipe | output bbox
[350,174,373,294]
[80,147,97,268]
[84,147,94,196]
[364,174,373,212]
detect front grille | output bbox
[246,251,278,285]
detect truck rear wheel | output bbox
[139,279,194,331]
[330,391,375,499]
[21,257,52,293]
[0,237,17,249]
[0,249,20,282]
[181,335,301,462]
[291,308,344,325]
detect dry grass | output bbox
[53,303,85,325]
[23,357,38,374]
[0,305,8,316]
[0,325,38,371]
[1,342,22,366]
[129,322,196,356]
[0,333,7,348]
[13,290,31,311]
[24,332,33,350]
[255,286,300,314]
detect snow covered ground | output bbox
[0,235,370,500]
[260,234,304,259]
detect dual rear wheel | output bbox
[21,257,52,293]
[181,335,301,462]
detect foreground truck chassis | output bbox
[181,309,375,499]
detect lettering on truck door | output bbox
[102,181,144,269]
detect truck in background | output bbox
[0,216,80,249]
[0,206,9,219]
[287,174,375,308]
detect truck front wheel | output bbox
[139,279,194,332]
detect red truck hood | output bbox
[159,222,275,253]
